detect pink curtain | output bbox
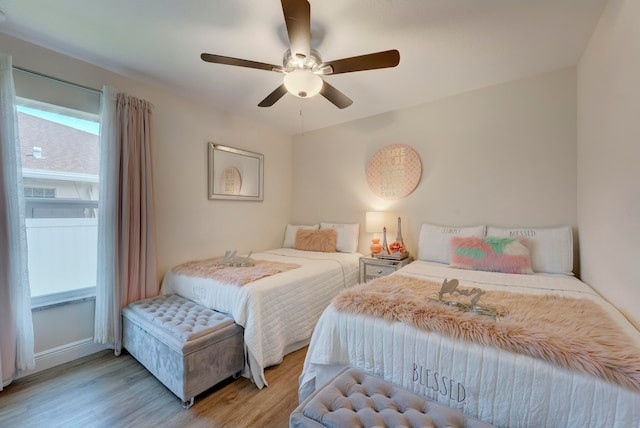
[116,94,158,305]
[94,89,158,354]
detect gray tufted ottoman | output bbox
[290,367,495,428]
[122,294,244,408]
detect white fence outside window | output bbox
[26,218,98,298]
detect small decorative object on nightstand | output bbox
[381,226,390,254]
[375,217,409,260]
[360,256,413,283]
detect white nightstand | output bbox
[359,256,413,283]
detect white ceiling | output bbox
[0,0,607,136]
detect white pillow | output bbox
[283,224,319,248]
[320,222,359,253]
[486,226,573,275]
[418,223,486,264]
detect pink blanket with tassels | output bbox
[170,257,300,286]
[332,274,640,392]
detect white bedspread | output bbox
[299,261,640,427]
[161,248,361,389]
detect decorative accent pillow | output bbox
[486,226,573,275]
[295,229,338,253]
[283,224,319,248]
[320,222,359,253]
[450,236,534,274]
[417,223,486,264]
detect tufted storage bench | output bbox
[290,367,495,428]
[122,294,244,409]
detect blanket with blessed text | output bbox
[170,257,300,286]
[332,274,640,392]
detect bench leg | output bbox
[182,397,194,409]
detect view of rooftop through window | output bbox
[18,102,100,303]
[17,105,100,135]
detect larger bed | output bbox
[161,246,361,389]
[299,224,640,427]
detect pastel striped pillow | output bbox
[450,236,534,274]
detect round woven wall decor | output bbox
[366,144,422,200]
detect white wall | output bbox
[1,33,293,371]
[292,68,578,264]
[150,89,293,278]
[577,0,640,329]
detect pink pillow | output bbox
[450,236,534,274]
[295,229,338,253]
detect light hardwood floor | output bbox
[0,346,308,428]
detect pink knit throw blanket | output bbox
[170,257,300,286]
[332,274,640,392]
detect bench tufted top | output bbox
[297,367,495,428]
[127,294,235,343]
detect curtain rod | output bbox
[12,65,103,95]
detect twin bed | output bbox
[160,222,361,389]
[299,223,640,427]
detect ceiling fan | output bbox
[201,0,400,109]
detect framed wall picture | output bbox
[208,143,264,201]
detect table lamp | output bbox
[366,211,385,255]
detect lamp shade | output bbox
[283,69,323,98]
[366,211,385,233]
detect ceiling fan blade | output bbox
[258,84,288,107]
[321,49,400,75]
[281,0,311,62]
[201,53,284,72]
[320,81,353,109]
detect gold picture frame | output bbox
[208,143,264,201]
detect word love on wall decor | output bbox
[366,144,422,200]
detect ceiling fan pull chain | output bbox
[299,104,304,135]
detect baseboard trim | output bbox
[19,338,108,378]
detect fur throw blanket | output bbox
[333,274,640,392]
[170,257,299,286]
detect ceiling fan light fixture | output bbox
[283,69,323,98]
[201,0,399,108]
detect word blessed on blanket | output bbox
[429,278,508,320]
[412,363,466,403]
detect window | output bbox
[17,99,100,307]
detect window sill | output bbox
[31,287,96,311]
